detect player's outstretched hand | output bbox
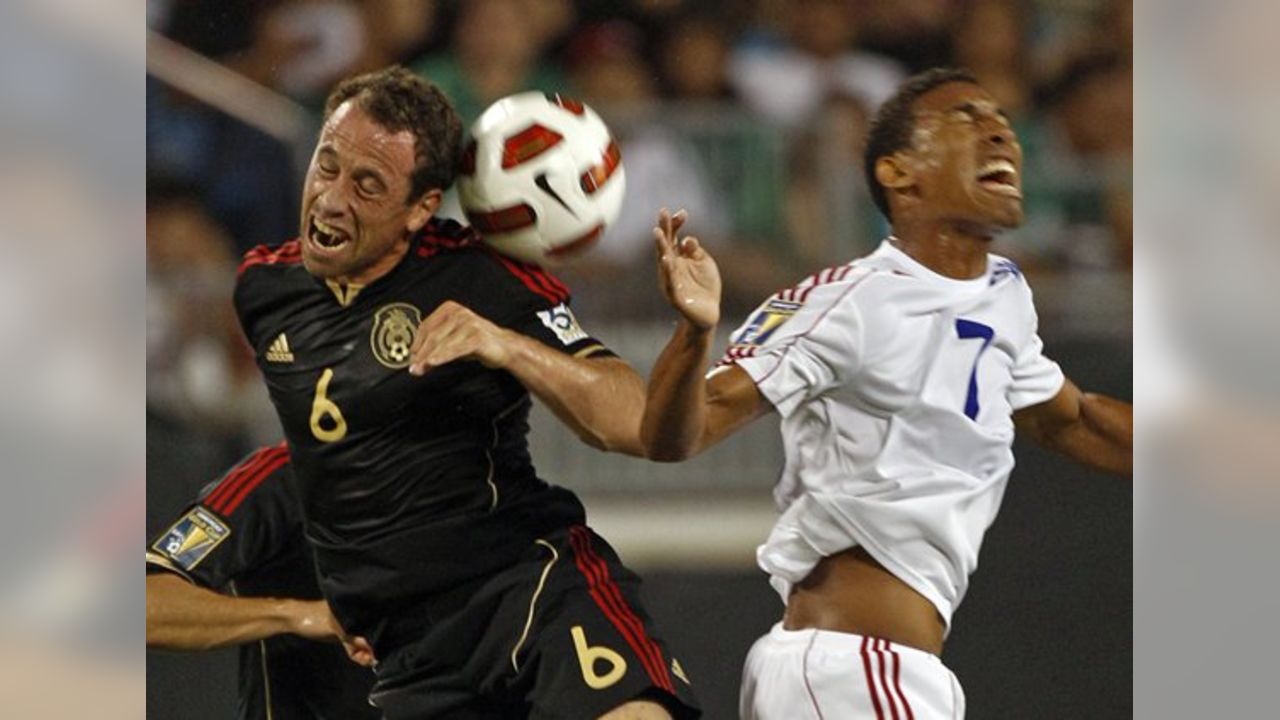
[653,208,721,331]
[409,301,513,375]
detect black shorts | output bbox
[368,525,701,719]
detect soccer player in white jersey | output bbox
[639,68,1132,719]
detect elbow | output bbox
[638,426,696,462]
[640,434,695,462]
[646,447,692,463]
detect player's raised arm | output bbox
[408,301,649,455]
[641,209,769,461]
[1013,378,1133,475]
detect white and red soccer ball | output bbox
[458,92,625,267]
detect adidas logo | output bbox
[266,333,294,363]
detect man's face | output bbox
[900,81,1024,230]
[299,100,423,283]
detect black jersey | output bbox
[146,444,379,720]
[234,218,614,652]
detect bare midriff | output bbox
[783,546,946,656]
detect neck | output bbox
[338,237,411,287]
[889,219,993,280]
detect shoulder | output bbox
[986,253,1038,308]
[987,253,1026,287]
[237,239,303,280]
[774,260,902,319]
[412,218,572,309]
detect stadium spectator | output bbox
[146,180,277,447]
[411,0,570,126]
[728,0,906,128]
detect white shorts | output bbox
[740,623,965,720]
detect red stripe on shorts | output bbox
[876,639,901,720]
[888,642,915,720]
[568,526,673,692]
[860,635,886,719]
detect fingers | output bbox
[345,635,377,667]
[653,207,692,259]
[671,208,688,233]
[410,301,471,375]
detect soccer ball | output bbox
[457,92,625,267]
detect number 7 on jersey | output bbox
[955,319,994,421]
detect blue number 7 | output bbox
[955,319,995,420]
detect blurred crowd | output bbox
[147,0,1132,451]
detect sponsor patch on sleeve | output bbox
[730,299,801,348]
[536,303,589,346]
[150,507,230,572]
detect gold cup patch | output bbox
[371,303,423,368]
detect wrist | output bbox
[492,326,523,370]
[277,598,316,636]
[676,317,716,344]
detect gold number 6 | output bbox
[310,368,348,442]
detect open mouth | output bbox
[976,159,1021,198]
[308,217,351,251]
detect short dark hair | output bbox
[323,66,464,204]
[863,68,978,221]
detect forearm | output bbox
[1045,392,1133,475]
[146,574,306,651]
[640,320,715,461]
[500,332,647,456]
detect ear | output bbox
[406,189,442,234]
[874,154,913,192]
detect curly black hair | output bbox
[323,66,464,204]
[863,68,978,221]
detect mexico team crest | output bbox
[371,303,422,368]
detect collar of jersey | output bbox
[877,238,991,291]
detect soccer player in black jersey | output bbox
[233,66,699,719]
[147,443,379,720]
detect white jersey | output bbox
[723,240,1065,627]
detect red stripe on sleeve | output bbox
[527,265,570,300]
[489,252,561,304]
[238,241,302,276]
[220,451,290,515]
[206,443,288,513]
[205,445,282,510]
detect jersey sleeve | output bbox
[1007,296,1066,410]
[233,240,303,350]
[146,443,300,589]
[718,274,865,417]
[484,252,616,359]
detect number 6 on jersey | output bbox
[311,368,348,442]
